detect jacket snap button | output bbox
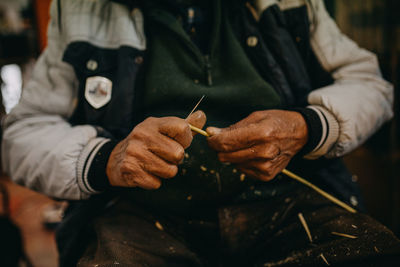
[247,36,258,47]
[135,56,144,64]
[86,60,98,71]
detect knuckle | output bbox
[121,172,137,187]
[120,160,133,172]
[251,111,264,120]
[258,129,272,142]
[131,128,150,141]
[218,142,229,152]
[251,111,261,118]
[260,146,273,158]
[259,163,272,175]
[219,142,227,151]
[260,129,270,139]
[144,116,158,124]
[125,144,137,156]
[177,121,188,132]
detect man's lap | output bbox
[72,184,400,266]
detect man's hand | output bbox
[106,111,206,189]
[207,110,308,182]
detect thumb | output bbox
[206,127,222,136]
[186,110,207,136]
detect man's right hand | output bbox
[106,111,206,189]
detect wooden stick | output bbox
[282,169,357,213]
[331,232,357,239]
[186,95,205,119]
[189,124,210,137]
[298,212,313,243]
[189,124,357,214]
[320,253,330,266]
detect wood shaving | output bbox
[240,173,246,181]
[155,221,164,231]
[200,165,207,171]
[282,169,357,213]
[187,195,192,200]
[232,168,237,173]
[298,212,312,243]
[331,232,357,239]
[320,253,330,265]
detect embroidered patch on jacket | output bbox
[85,76,112,109]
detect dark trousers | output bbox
[71,183,400,267]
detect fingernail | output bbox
[192,110,204,118]
[206,127,222,136]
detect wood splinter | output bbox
[320,253,330,265]
[331,232,357,239]
[298,212,313,243]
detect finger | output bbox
[141,151,179,179]
[132,173,162,190]
[126,146,179,178]
[186,110,207,136]
[206,126,222,136]
[218,144,280,163]
[239,157,289,181]
[237,165,276,182]
[159,117,193,148]
[206,111,267,137]
[120,167,162,190]
[236,167,263,181]
[148,133,185,164]
[207,124,265,152]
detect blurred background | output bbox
[0,0,399,266]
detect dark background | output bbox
[0,1,399,265]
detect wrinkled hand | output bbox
[207,110,308,182]
[106,111,206,189]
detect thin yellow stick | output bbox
[331,232,357,239]
[282,169,357,213]
[189,124,210,137]
[320,253,330,266]
[190,124,357,214]
[298,212,313,243]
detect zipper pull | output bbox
[204,55,213,86]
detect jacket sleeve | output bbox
[303,0,393,159]
[1,0,111,200]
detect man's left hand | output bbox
[207,110,308,182]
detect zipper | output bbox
[204,55,213,86]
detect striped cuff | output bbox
[304,105,339,159]
[76,138,111,195]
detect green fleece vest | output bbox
[129,0,281,213]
